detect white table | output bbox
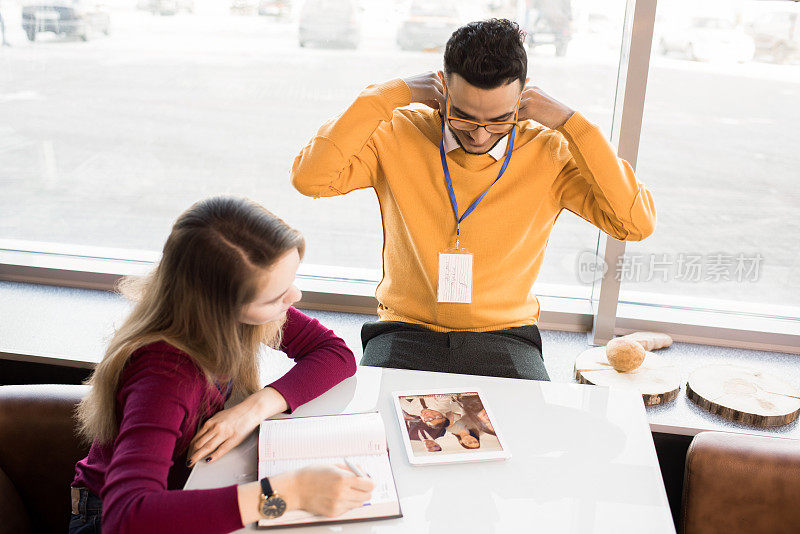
[186,366,675,533]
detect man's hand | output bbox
[476,409,495,434]
[518,84,574,130]
[402,71,445,114]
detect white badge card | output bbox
[437,250,473,303]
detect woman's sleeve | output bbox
[267,307,357,412]
[100,351,244,534]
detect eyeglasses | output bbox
[445,92,521,134]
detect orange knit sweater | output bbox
[291,79,656,332]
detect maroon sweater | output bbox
[72,307,357,533]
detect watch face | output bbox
[260,495,287,519]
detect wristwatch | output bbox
[258,477,287,519]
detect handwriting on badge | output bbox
[437,253,473,303]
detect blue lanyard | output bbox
[216,378,233,401]
[439,119,516,249]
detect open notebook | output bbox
[257,412,402,528]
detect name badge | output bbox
[437,250,473,303]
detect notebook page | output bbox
[259,412,385,461]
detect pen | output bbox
[343,457,372,508]
[343,457,368,478]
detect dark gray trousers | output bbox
[360,321,550,381]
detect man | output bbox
[291,19,656,380]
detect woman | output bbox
[70,196,373,533]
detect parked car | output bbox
[298,0,360,49]
[396,0,460,52]
[21,0,109,41]
[522,0,572,57]
[138,0,194,16]
[658,17,755,63]
[258,0,290,18]
[747,10,800,64]
[230,0,256,16]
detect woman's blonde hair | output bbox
[76,196,305,444]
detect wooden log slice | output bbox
[686,364,800,427]
[574,346,681,406]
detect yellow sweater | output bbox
[291,79,656,332]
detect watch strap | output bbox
[260,477,274,498]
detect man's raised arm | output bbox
[291,73,445,198]
[518,84,656,242]
[290,79,411,198]
[549,112,657,242]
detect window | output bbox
[1,0,627,301]
[521,0,628,298]
[3,0,796,348]
[620,0,800,320]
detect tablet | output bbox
[392,388,510,465]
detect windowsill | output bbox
[3,243,799,353]
[0,279,593,368]
[0,239,599,332]
[615,301,800,354]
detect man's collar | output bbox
[442,124,511,161]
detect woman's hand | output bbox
[237,464,374,525]
[294,465,375,517]
[187,387,288,467]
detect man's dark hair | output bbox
[443,19,527,90]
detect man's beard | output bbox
[449,124,507,155]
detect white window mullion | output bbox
[592,0,658,346]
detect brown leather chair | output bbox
[682,430,800,534]
[0,384,90,534]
